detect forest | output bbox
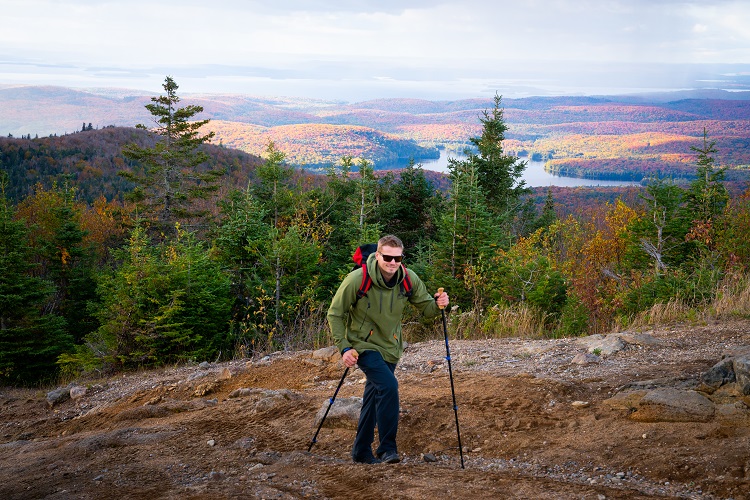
[2,77,750,387]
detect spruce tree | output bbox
[467,94,530,223]
[121,76,224,233]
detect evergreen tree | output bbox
[684,129,729,226]
[0,174,71,385]
[121,76,225,233]
[466,94,530,229]
[75,223,231,370]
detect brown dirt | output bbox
[1,319,749,499]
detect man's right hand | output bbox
[342,349,359,367]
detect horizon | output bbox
[2,1,750,102]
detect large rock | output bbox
[699,347,750,396]
[46,387,70,407]
[630,388,715,423]
[735,355,750,396]
[616,332,661,346]
[701,358,736,391]
[577,334,626,357]
[313,396,362,430]
[312,346,341,363]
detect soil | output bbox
[1,319,750,499]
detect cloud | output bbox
[2,0,750,100]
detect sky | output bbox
[2,0,750,101]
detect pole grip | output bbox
[437,287,445,309]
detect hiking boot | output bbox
[378,451,400,464]
[352,454,382,464]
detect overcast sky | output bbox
[2,0,750,101]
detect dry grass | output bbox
[627,298,698,330]
[711,274,750,318]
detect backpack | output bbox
[352,243,413,303]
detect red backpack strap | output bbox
[356,264,372,301]
[400,264,413,297]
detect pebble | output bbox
[207,439,216,446]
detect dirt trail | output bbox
[1,320,749,499]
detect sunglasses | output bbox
[379,253,404,263]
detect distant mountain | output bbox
[3,84,750,182]
[0,127,264,204]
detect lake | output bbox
[405,149,639,188]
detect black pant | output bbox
[351,350,399,459]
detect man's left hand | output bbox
[435,290,449,309]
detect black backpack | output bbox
[352,243,413,303]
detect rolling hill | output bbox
[3,85,750,180]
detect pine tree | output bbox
[121,76,225,233]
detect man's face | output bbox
[376,244,404,279]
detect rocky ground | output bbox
[1,319,749,499]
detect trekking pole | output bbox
[437,287,464,469]
[307,367,349,452]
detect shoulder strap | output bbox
[355,264,372,305]
[354,261,412,306]
[400,264,413,297]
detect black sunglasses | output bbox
[379,253,403,263]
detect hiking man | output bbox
[327,234,449,464]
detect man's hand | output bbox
[435,290,449,309]
[342,349,359,368]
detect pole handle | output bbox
[437,287,445,309]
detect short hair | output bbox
[378,234,404,251]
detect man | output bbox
[327,235,449,464]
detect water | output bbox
[409,149,639,187]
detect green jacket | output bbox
[327,253,441,364]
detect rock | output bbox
[617,332,661,346]
[207,439,216,446]
[571,352,600,365]
[630,388,715,423]
[577,334,626,357]
[46,387,70,407]
[69,385,87,401]
[734,355,750,396]
[254,390,301,412]
[603,390,647,410]
[198,361,211,370]
[312,346,340,363]
[571,400,590,408]
[421,453,438,463]
[217,367,232,381]
[701,357,736,390]
[229,388,259,398]
[313,396,362,429]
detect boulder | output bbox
[735,355,750,396]
[46,387,70,407]
[578,334,626,357]
[630,388,715,423]
[701,357,736,391]
[69,385,87,401]
[312,346,341,363]
[313,396,362,430]
[603,390,647,411]
[616,332,661,346]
